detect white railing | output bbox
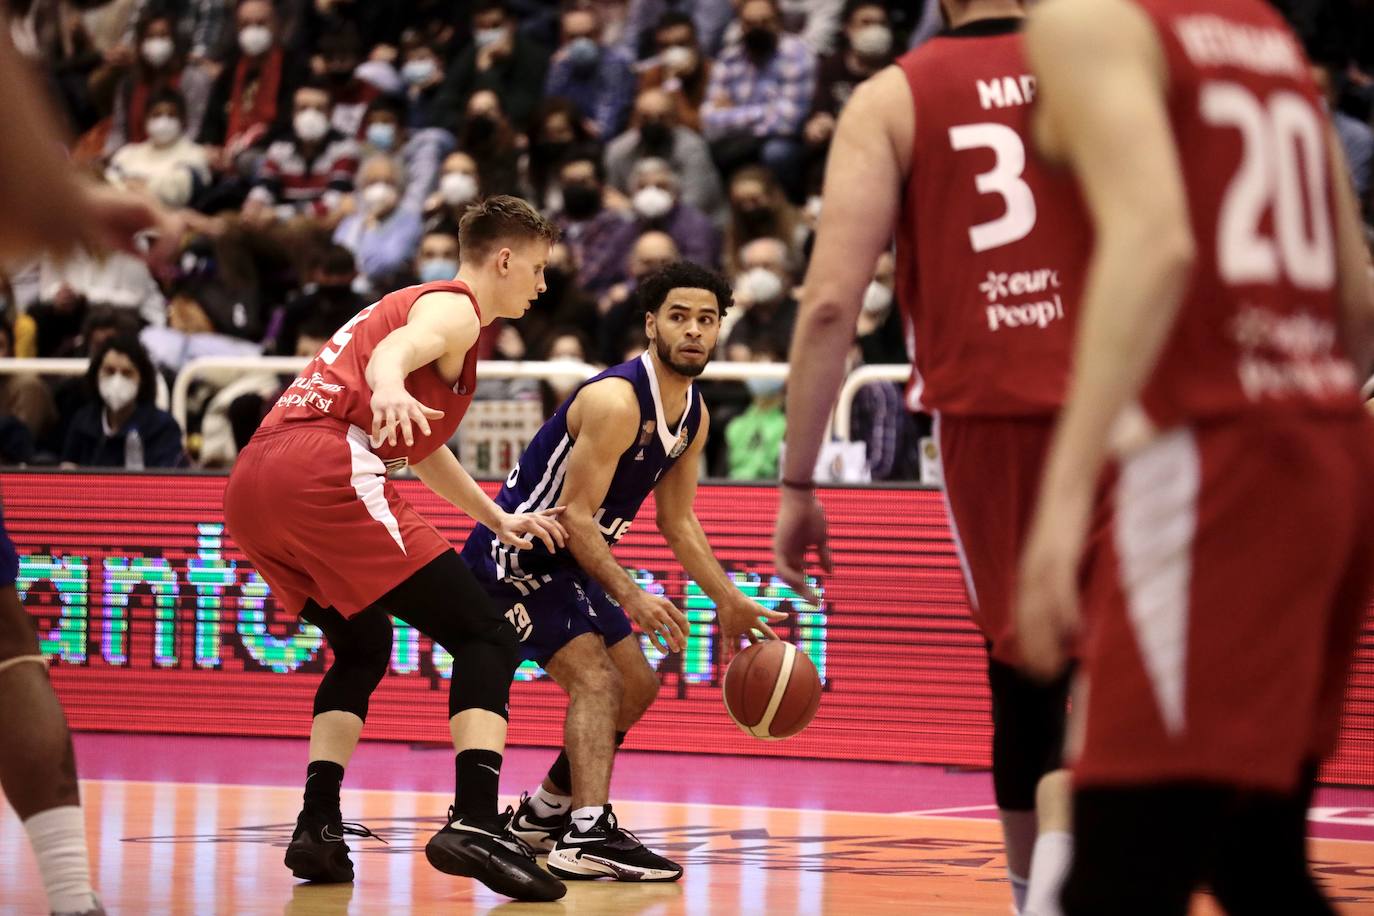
[0,356,911,444]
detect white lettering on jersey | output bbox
[976,75,1036,110]
[1174,15,1305,78]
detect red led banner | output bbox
[6,471,1372,785]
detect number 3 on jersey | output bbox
[1201,81,1334,291]
[949,123,1038,253]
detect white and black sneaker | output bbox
[511,792,570,853]
[424,805,566,902]
[546,805,682,882]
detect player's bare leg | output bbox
[1022,769,1073,916]
[608,635,661,732]
[0,587,102,916]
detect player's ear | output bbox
[497,247,513,275]
[644,308,656,340]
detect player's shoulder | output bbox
[844,65,912,118]
[408,288,479,332]
[571,376,641,451]
[1026,0,1154,58]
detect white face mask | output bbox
[294,108,329,142]
[361,182,398,214]
[474,26,507,48]
[861,280,893,316]
[146,114,182,147]
[737,266,784,305]
[99,373,138,413]
[141,36,174,67]
[440,171,479,206]
[401,58,437,85]
[660,45,695,73]
[238,24,273,57]
[850,24,892,58]
[632,186,674,220]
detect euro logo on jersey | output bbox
[669,430,689,458]
[638,421,656,447]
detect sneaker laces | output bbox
[339,822,388,845]
[598,809,645,848]
[446,805,539,859]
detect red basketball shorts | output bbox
[223,421,450,618]
[1072,412,1374,793]
[936,413,1057,668]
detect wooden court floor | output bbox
[4,779,1374,914]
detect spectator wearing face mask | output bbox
[249,81,360,218]
[397,39,448,130]
[457,90,521,197]
[435,0,551,135]
[606,87,724,218]
[701,0,816,204]
[553,148,632,296]
[424,152,482,235]
[723,165,803,275]
[332,154,424,296]
[527,97,598,211]
[61,335,185,470]
[621,158,719,268]
[413,229,461,287]
[855,250,906,365]
[200,0,309,158]
[314,25,382,140]
[803,1,893,192]
[624,0,732,59]
[634,11,715,131]
[545,4,637,140]
[119,0,229,70]
[107,88,211,208]
[723,338,787,480]
[358,95,457,216]
[594,229,678,364]
[725,237,798,355]
[261,244,364,357]
[537,327,598,418]
[96,12,213,154]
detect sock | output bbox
[546,731,628,797]
[1009,871,1029,914]
[303,760,344,820]
[1023,830,1073,916]
[455,749,503,819]
[529,784,571,819]
[570,805,604,833]
[23,806,98,915]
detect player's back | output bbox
[895,17,1091,417]
[1128,0,1362,425]
[462,353,702,594]
[256,280,481,466]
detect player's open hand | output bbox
[716,596,787,661]
[626,591,689,654]
[494,507,567,551]
[370,386,444,448]
[1014,486,1091,681]
[81,183,185,263]
[773,487,830,606]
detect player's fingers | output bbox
[818,541,834,576]
[539,516,567,547]
[507,534,533,550]
[530,519,557,552]
[793,573,823,607]
[764,609,788,622]
[753,619,780,641]
[541,506,566,517]
[420,404,445,420]
[383,407,399,447]
[411,405,432,439]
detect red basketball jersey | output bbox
[1128,0,1361,425]
[258,280,481,466]
[895,18,1091,417]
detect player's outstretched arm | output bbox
[364,292,477,448]
[655,409,785,654]
[1016,0,1196,680]
[1326,126,1374,375]
[413,445,566,550]
[773,67,910,601]
[564,379,689,653]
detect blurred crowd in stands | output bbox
[0,0,1369,480]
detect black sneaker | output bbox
[424,806,566,902]
[283,812,385,883]
[546,805,682,882]
[510,792,570,853]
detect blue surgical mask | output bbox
[366,122,397,151]
[401,58,436,85]
[419,257,459,283]
[567,36,600,70]
[745,377,784,399]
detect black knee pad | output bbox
[311,607,393,719]
[987,653,1072,811]
[444,618,520,720]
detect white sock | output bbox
[529,785,571,818]
[570,805,603,833]
[1022,830,1073,916]
[22,806,99,914]
[1009,871,1029,913]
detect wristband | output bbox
[780,478,816,491]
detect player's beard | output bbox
[656,335,709,378]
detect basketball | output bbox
[722,640,822,740]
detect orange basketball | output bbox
[722,640,822,740]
